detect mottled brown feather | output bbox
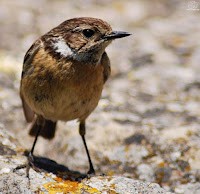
[101,52,111,83]
[20,17,113,138]
[20,40,42,122]
[29,116,57,139]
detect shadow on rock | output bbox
[23,150,87,181]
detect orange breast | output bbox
[21,48,105,122]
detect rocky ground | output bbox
[0,0,200,193]
[0,127,169,193]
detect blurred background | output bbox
[1,0,200,192]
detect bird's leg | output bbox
[79,121,95,174]
[14,126,41,178]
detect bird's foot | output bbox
[88,168,95,175]
[86,166,96,178]
[13,152,41,178]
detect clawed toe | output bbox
[13,153,41,178]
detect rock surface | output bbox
[0,126,170,194]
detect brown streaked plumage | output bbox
[16,17,131,177]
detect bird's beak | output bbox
[103,31,131,40]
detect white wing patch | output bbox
[52,37,73,57]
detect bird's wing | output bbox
[101,52,111,83]
[23,39,41,71]
[20,39,42,122]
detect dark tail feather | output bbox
[29,116,57,139]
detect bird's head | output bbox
[44,17,131,64]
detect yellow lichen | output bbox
[42,180,79,194]
[87,188,100,194]
[158,162,165,168]
[107,170,115,176]
[111,183,115,189]
[42,175,103,194]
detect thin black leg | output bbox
[79,122,95,174]
[30,125,41,154]
[14,125,41,178]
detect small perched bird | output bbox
[16,17,131,177]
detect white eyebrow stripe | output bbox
[52,37,73,57]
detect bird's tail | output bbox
[29,116,57,139]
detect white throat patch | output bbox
[52,37,73,57]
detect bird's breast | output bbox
[21,48,105,121]
[52,60,105,121]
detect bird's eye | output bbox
[82,29,95,38]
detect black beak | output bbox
[103,31,131,40]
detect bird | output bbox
[15,17,131,177]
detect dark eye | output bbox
[82,29,95,38]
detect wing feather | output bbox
[101,52,111,83]
[20,39,42,122]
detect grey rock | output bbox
[0,125,170,194]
